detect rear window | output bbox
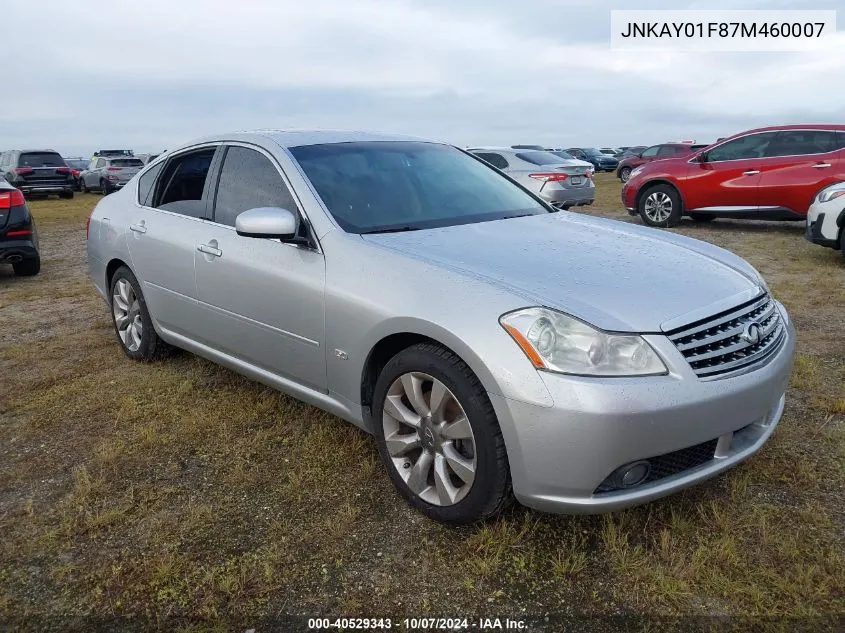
[515,151,567,166]
[18,152,65,167]
[110,159,144,167]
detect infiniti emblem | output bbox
[740,321,762,345]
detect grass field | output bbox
[1,174,843,630]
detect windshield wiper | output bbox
[361,226,420,234]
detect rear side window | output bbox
[641,146,660,158]
[706,132,777,161]
[137,163,163,207]
[212,146,297,228]
[474,153,509,169]
[657,146,678,157]
[766,130,844,157]
[96,159,106,168]
[18,152,65,167]
[515,151,565,166]
[155,148,216,217]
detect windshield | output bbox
[110,159,144,167]
[290,142,549,233]
[550,150,575,160]
[515,151,568,166]
[584,148,605,157]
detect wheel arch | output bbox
[105,257,130,291]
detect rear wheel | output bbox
[372,343,512,524]
[109,266,171,360]
[638,184,682,227]
[619,166,632,182]
[12,256,40,277]
[690,213,715,223]
[100,179,111,195]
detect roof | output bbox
[188,129,434,149]
[466,146,524,152]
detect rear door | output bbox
[683,132,777,213]
[756,130,845,216]
[125,145,220,337]
[193,144,327,389]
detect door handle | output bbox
[129,223,147,234]
[742,170,760,176]
[812,163,832,169]
[197,243,222,257]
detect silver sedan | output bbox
[87,130,795,524]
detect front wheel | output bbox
[372,343,512,524]
[638,184,682,227]
[619,167,632,182]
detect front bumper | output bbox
[490,304,796,514]
[621,181,637,214]
[805,204,843,249]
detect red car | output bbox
[616,143,708,182]
[622,125,845,227]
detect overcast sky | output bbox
[4,0,843,156]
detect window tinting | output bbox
[641,146,660,158]
[766,130,843,157]
[474,153,509,170]
[706,132,777,161]
[290,141,548,234]
[213,146,297,228]
[110,158,144,167]
[18,152,65,167]
[137,162,163,207]
[155,148,216,217]
[515,151,567,166]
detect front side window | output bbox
[213,146,297,227]
[657,146,678,157]
[154,147,216,218]
[706,132,777,162]
[641,146,660,158]
[290,141,549,234]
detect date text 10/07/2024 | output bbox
[307,617,528,630]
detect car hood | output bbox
[362,213,762,332]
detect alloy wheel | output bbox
[644,191,673,223]
[112,278,143,352]
[382,372,476,506]
[620,167,631,182]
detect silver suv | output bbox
[468,147,594,209]
[87,130,795,524]
[80,156,145,195]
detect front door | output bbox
[193,144,327,390]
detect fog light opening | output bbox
[613,460,651,489]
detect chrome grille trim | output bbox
[667,294,785,378]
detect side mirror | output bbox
[235,207,297,240]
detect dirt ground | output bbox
[1,175,843,631]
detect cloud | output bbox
[4,0,844,155]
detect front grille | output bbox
[667,293,785,378]
[595,438,718,493]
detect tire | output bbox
[100,180,110,195]
[619,167,632,182]
[109,266,171,361]
[638,184,682,228]
[59,190,73,199]
[12,256,40,276]
[372,342,512,525]
[690,213,715,223]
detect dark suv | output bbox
[565,148,619,172]
[616,144,708,182]
[0,179,40,276]
[0,150,74,198]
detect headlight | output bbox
[629,166,644,178]
[500,307,667,377]
[817,183,845,203]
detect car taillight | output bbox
[56,167,70,174]
[529,173,569,182]
[107,167,122,171]
[0,190,26,209]
[6,229,32,237]
[13,167,33,175]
